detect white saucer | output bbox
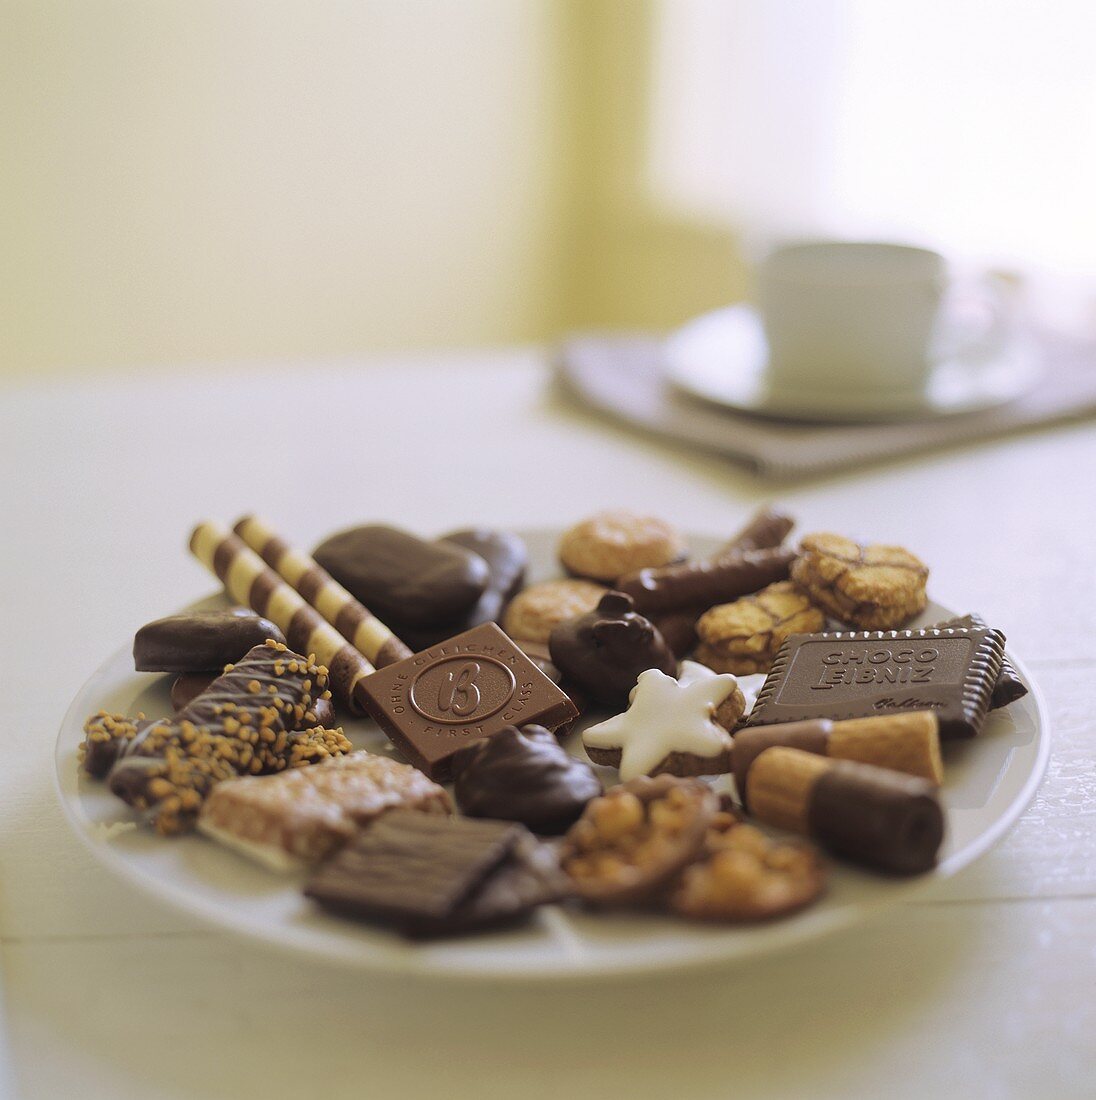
[53,529,1049,982]
[664,305,1042,423]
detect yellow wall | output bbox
[0,0,745,377]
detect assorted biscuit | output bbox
[76,507,1027,939]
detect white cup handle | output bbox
[935,270,1017,360]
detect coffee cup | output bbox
[756,240,998,402]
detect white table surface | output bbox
[2,350,1094,1099]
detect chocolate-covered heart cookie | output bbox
[313,524,489,628]
[549,591,676,708]
[452,725,602,835]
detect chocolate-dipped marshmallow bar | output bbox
[732,712,944,802]
[234,515,412,667]
[190,521,375,712]
[744,747,944,874]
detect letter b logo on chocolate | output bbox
[437,661,481,717]
[409,655,516,725]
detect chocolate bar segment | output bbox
[747,626,1004,740]
[355,622,578,780]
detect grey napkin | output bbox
[555,329,1096,480]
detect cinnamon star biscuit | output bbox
[582,666,740,779]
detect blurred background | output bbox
[3,0,1095,379]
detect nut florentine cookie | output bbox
[502,578,608,643]
[670,810,826,922]
[558,511,686,582]
[695,581,826,675]
[198,751,451,870]
[791,534,928,630]
[560,775,717,906]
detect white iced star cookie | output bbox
[676,660,747,731]
[583,667,741,780]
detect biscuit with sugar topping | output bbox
[695,581,826,675]
[791,533,927,630]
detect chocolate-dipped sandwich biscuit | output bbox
[133,611,285,673]
[452,725,602,835]
[743,747,945,874]
[549,592,676,708]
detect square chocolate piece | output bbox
[355,622,578,779]
[747,626,1005,740]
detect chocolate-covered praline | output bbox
[452,725,602,835]
[548,591,676,708]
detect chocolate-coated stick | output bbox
[745,747,944,875]
[616,546,796,616]
[233,515,412,667]
[721,508,795,554]
[190,521,374,713]
[732,711,943,804]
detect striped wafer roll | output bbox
[233,514,412,667]
[190,521,374,713]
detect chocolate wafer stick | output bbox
[233,514,412,667]
[732,711,944,802]
[190,521,374,713]
[745,747,944,875]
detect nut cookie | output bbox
[670,812,826,922]
[502,579,607,643]
[791,533,928,630]
[561,775,717,906]
[694,581,825,675]
[559,510,686,582]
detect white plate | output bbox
[664,306,1042,423]
[54,530,1050,982]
